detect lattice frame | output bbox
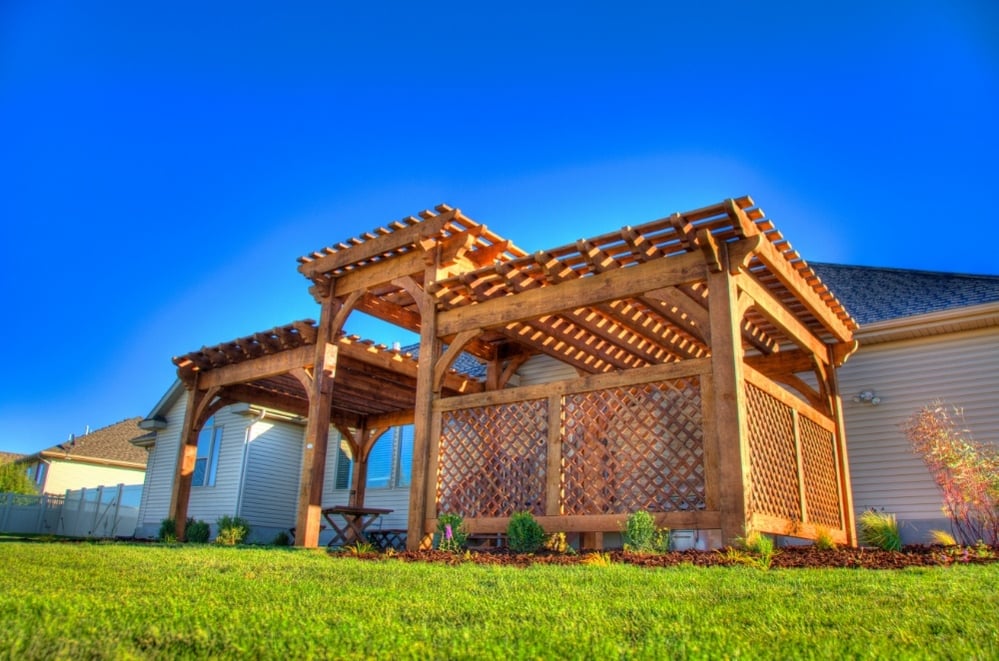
[436,399,548,518]
[746,383,803,521]
[799,416,843,529]
[561,378,705,515]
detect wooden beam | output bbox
[294,291,341,548]
[299,207,456,278]
[365,408,415,429]
[706,250,750,545]
[736,272,830,361]
[438,250,708,336]
[435,358,712,412]
[729,204,854,343]
[198,346,313,389]
[745,349,815,376]
[395,275,441,551]
[825,345,857,547]
[434,329,481,391]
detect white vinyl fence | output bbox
[0,484,142,539]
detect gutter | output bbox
[855,300,999,345]
[37,451,146,471]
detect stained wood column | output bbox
[707,248,751,545]
[294,295,339,547]
[168,383,226,541]
[826,346,858,546]
[397,274,440,551]
[168,388,201,541]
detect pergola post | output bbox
[826,347,858,546]
[707,248,751,545]
[168,388,201,541]
[398,275,441,551]
[294,295,338,547]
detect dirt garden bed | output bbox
[382,545,998,569]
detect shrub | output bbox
[158,518,178,543]
[215,515,251,546]
[507,512,546,554]
[435,513,467,553]
[624,511,670,553]
[929,529,957,547]
[544,531,572,554]
[858,510,902,551]
[728,530,778,570]
[0,461,37,495]
[272,530,291,547]
[813,526,837,551]
[902,405,999,545]
[581,552,613,567]
[186,519,211,544]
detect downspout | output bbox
[234,409,267,518]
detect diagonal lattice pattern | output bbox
[437,400,548,518]
[561,378,705,515]
[745,383,802,521]
[799,417,842,528]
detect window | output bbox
[192,417,222,487]
[30,462,47,487]
[333,425,413,491]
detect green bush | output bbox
[624,511,670,553]
[0,462,37,495]
[158,518,177,543]
[858,510,903,551]
[215,515,251,546]
[186,519,211,544]
[435,513,468,553]
[272,530,291,547]
[507,512,546,554]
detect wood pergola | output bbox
[167,197,859,549]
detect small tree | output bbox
[902,404,998,545]
[0,462,36,495]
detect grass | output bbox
[1,541,997,659]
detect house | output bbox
[811,264,999,542]
[134,198,866,549]
[19,418,148,495]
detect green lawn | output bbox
[0,542,996,659]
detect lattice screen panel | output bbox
[561,378,705,515]
[799,416,842,528]
[745,383,802,521]
[437,399,548,518]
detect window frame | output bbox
[333,424,413,492]
[192,417,223,488]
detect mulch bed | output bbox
[379,545,998,569]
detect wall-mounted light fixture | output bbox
[853,390,881,406]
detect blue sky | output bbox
[2,1,997,454]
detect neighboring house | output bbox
[20,418,148,495]
[811,264,999,542]
[132,263,999,546]
[132,382,414,543]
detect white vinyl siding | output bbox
[515,355,577,386]
[237,419,305,530]
[839,326,999,540]
[135,393,187,537]
[39,461,145,496]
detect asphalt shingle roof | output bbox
[38,417,148,467]
[402,343,487,379]
[811,263,999,326]
[0,451,25,464]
